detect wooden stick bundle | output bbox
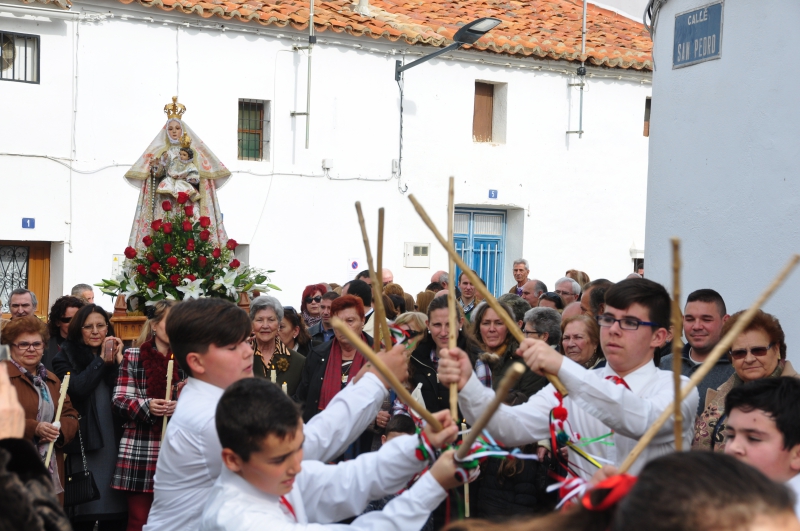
[447,177,459,423]
[354,202,393,349]
[456,362,525,460]
[45,372,70,468]
[619,254,800,473]
[331,317,443,431]
[408,194,570,397]
[670,238,683,451]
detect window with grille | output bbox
[0,32,40,84]
[238,99,270,161]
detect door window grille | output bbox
[238,99,271,161]
[0,245,29,313]
[453,209,506,297]
[0,32,40,84]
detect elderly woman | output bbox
[560,315,605,370]
[1,315,78,504]
[300,283,328,328]
[693,310,797,451]
[44,295,85,371]
[278,306,312,357]
[249,296,306,396]
[473,302,547,398]
[111,300,187,531]
[52,304,127,530]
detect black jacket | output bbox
[409,334,480,415]
[294,336,374,423]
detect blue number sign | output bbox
[22,218,35,229]
[673,1,723,68]
[488,190,498,199]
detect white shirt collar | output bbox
[184,376,226,398]
[603,359,658,394]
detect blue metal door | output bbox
[453,209,506,297]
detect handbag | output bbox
[64,416,101,507]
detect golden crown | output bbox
[164,96,186,120]
[179,132,192,148]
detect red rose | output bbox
[136,264,148,276]
[199,230,210,242]
[148,281,157,289]
[124,246,137,259]
[163,223,173,234]
[163,243,173,254]
[146,252,156,263]
[185,257,192,266]
[166,256,179,268]
[176,192,189,205]
[151,219,163,232]
[198,256,207,267]
[186,239,195,251]
[143,236,153,247]
[185,274,197,282]
[182,220,192,232]
[184,205,194,217]
[199,216,211,228]
[212,248,221,259]
[150,262,162,273]
[170,274,181,286]
[162,201,172,211]
[230,259,241,269]
[226,239,238,250]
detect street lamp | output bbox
[394,17,501,81]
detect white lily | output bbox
[122,278,140,299]
[218,269,239,299]
[177,278,206,299]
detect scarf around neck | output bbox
[318,338,366,410]
[139,339,180,400]
[302,310,322,329]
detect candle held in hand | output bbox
[270,369,277,383]
[282,382,288,394]
[45,372,71,468]
[162,355,174,442]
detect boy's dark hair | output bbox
[725,377,800,450]
[604,278,670,330]
[166,298,252,377]
[385,414,416,437]
[347,279,373,308]
[686,288,727,316]
[180,146,194,160]
[216,378,301,461]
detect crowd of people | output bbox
[1,260,800,531]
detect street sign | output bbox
[21,218,35,229]
[673,1,723,69]
[488,190,498,199]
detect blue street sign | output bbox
[673,1,723,68]
[488,190,498,199]
[21,218,35,229]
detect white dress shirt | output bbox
[458,357,699,480]
[786,473,800,517]
[200,434,445,531]
[145,373,388,531]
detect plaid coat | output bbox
[111,346,187,492]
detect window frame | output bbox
[0,31,41,85]
[237,99,271,161]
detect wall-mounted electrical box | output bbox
[404,242,430,268]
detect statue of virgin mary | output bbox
[125,97,230,253]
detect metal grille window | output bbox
[0,245,29,313]
[0,32,39,84]
[238,99,270,161]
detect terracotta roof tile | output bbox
[113,0,654,70]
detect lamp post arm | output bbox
[395,43,461,81]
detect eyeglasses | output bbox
[81,324,108,332]
[553,290,573,297]
[523,329,543,337]
[730,344,774,360]
[60,317,72,324]
[11,341,44,351]
[304,296,322,304]
[596,315,659,330]
[284,307,298,315]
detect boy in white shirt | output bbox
[437,278,698,479]
[145,298,410,531]
[724,376,800,516]
[201,378,463,530]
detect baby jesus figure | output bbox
[156,146,201,202]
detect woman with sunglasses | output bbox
[43,295,85,371]
[693,309,798,451]
[1,315,79,505]
[53,304,128,530]
[300,283,327,328]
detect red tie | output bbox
[605,375,630,390]
[280,496,297,521]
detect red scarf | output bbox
[140,339,180,400]
[318,337,366,410]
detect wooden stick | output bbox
[462,421,470,517]
[447,177,459,423]
[376,208,386,352]
[331,317,443,431]
[456,362,525,460]
[45,373,70,468]
[409,194,570,397]
[354,202,393,350]
[619,254,800,473]
[161,355,174,442]
[671,238,683,451]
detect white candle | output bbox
[270,369,277,383]
[161,356,174,442]
[462,422,470,517]
[282,382,288,394]
[45,373,70,468]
